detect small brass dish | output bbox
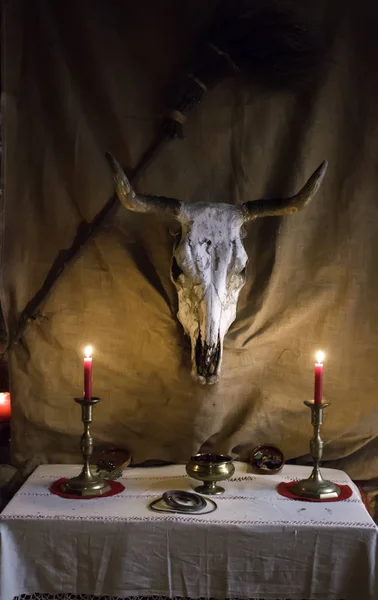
[250,445,284,474]
[94,447,131,472]
[186,453,235,495]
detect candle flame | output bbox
[315,350,325,364]
[0,392,8,405]
[84,345,93,358]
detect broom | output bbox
[8,0,326,349]
[161,0,325,139]
[134,0,325,174]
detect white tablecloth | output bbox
[0,463,377,600]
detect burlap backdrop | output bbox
[1,0,378,481]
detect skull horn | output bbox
[240,161,328,222]
[106,152,182,218]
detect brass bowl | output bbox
[93,447,132,472]
[186,453,235,495]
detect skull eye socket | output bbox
[171,257,184,282]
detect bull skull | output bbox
[106,153,327,384]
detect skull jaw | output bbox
[190,332,223,385]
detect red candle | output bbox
[84,346,93,400]
[314,350,325,404]
[0,392,11,422]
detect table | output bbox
[0,463,377,600]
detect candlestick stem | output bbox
[61,397,111,497]
[291,401,341,499]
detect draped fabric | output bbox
[1,463,376,600]
[1,0,378,491]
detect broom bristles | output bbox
[209,3,324,88]
[163,1,326,138]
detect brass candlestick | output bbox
[61,397,111,497]
[291,401,341,500]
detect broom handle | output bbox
[7,43,224,350]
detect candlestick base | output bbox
[291,400,341,500]
[60,397,111,497]
[60,470,111,497]
[291,469,341,500]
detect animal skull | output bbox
[106,153,327,384]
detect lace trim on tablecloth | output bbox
[2,512,375,528]
[15,490,364,503]
[13,490,364,505]
[29,473,353,485]
[12,594,346,600]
